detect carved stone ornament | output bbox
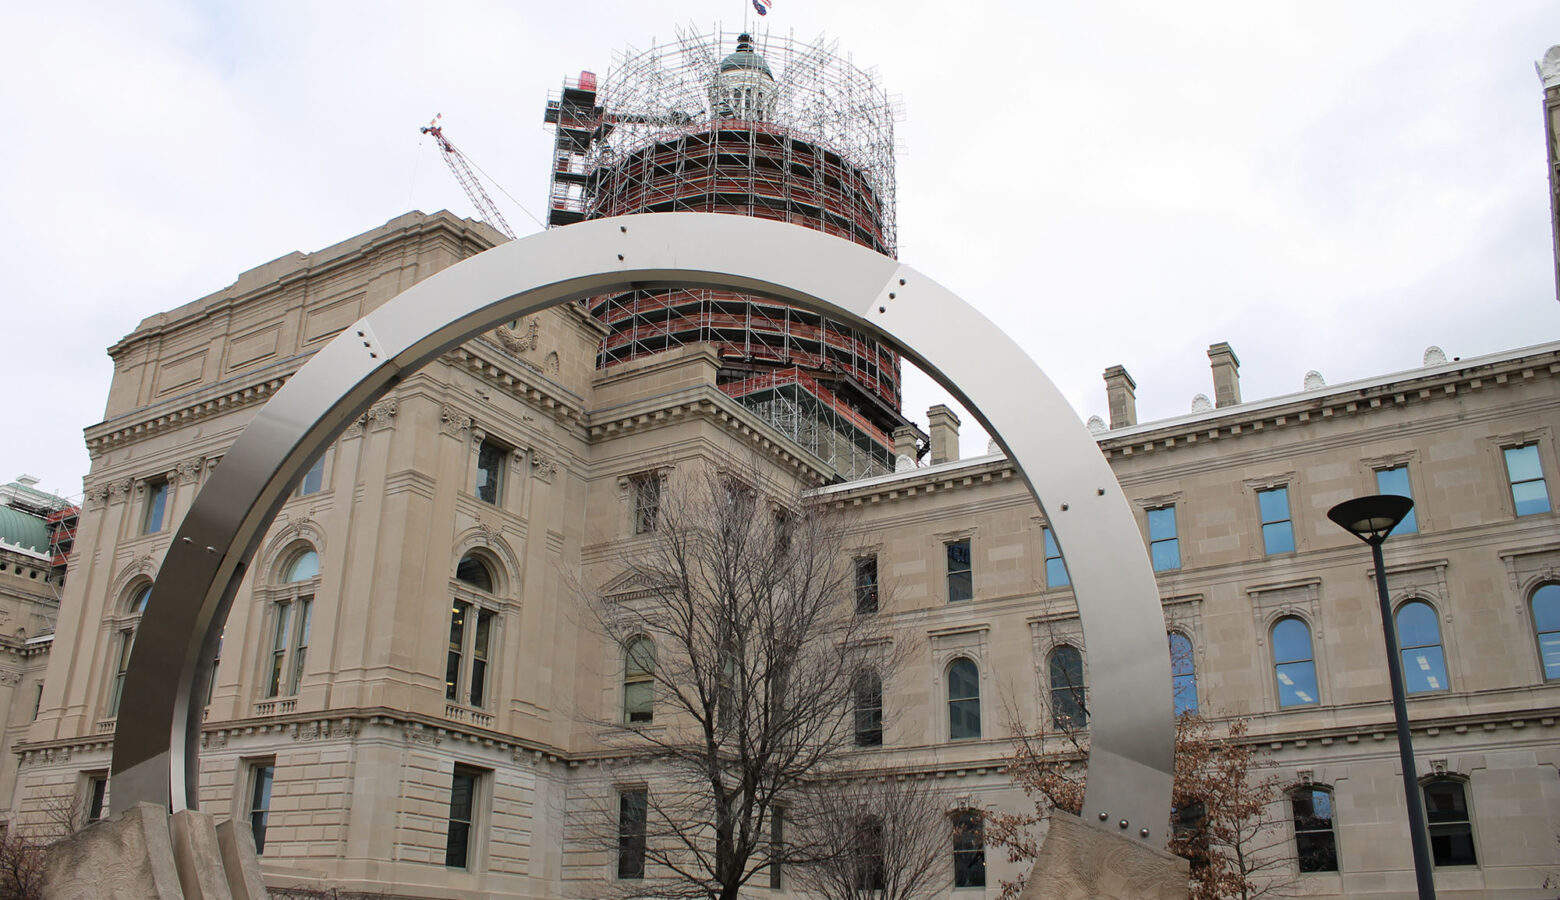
[176,456,204,485]
[366,398,398,432]
[108,479,134,504]
[0,670,22,686]
[545,351,560,374]
[496,318,541,354]
[85,486,110,510]
[531,451,558,482]
[440,405,472,438]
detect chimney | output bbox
[927,405,961,464]
[1103,365,1137,429]
[1208,342,1241,408]
[892,425,920,464]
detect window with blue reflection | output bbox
[298,454,326,496]
[1148,506,1180,571]
[1374,466,1417,534]
[1169,632,1197,715]
[1043,527,1069,588]
[1272,617,1318,707]
[1504,445,1551,516]
[1532,583,1560,681]
[1395,601,1447,693]
[1258,487,1295,555]
[283,549,319,583]
[947,658,981,740]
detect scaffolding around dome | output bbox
[544,29,918,479]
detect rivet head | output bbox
[181,537,193,544]
[899,278,906,285]
[205,546,217,554]
[1061,503,1070,511]
[616,254,624,261]
[620,226,627,232]
[878,306,886,313]
[1140,827,1150,838]
[1118,819,1129,829]
[1097,487,1105,496]
[1098,812,1108,821]
[888,292,896,299]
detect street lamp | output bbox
[1327,494,1436,900]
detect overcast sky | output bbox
[4,1,1560,500]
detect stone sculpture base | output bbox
[42,803,267,900]
[1019,812,1190,900]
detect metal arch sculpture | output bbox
[110,212,1176,844]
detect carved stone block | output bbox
[1020,812,1189,900]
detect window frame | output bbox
[1394,599,1448,694]
[853,668,883,747]
[1042,526,1069,588]
[1531,582,1560,681]
[623,636,656,724]
[1290,785,1338,873]
[296,452,327,497]
[107,627,134,718]
[617,787,648,880]
[1169,631,1198,716]
[951,808,987,889]
[946,657,981,741]
[854,555,879,615]
[84,772,109,823]
[1258,486,1296,555]
[445,764,487,870]
[1147,505,1180,571]
[1047,644,1088,730]
[142,477,170,535]
[1503,443,1551,517]
[631,472,661,535]
[1271,616,1320,708]
[247,759,276,855]
[946,538,972,604]
[1373,465,1418,535]
[474,438,507,506]
[261,545,320,701]
[1421,776,1477,867]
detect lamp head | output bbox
[1327,494,1415,545]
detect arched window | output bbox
[1271,617,1318,707]
[853,669,883,747]
[455,554,495,592]
[624,637,655,724]
[1422,778,1476,866]
[282,549,319,583]
[1048,645,1087,729]
[1532,583,1560,680]
[947,658,981,741]
[1395,600,1447,693]
[1169,632,1197,715]
[128,582,152,615]
[1291,787,1338,872]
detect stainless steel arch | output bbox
[110,212,1176,844]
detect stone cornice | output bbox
[447,343,586,427]
[85,372,289,459]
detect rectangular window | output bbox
[287,598,311,695]
[446,602,468,702]
[946,539,972,603]
[1043,527,1069,588]
[1147,505,1180,571]
[475,440,505,505]
[1375,466,1418,534]
[143,479,169,534]
[854,556,879,614]
[469,609,494,707]
[952,809,986,888]
[248,761,275,855]
[1258,487,1295,555]
[769,806,784,890]
[445,766,483,869]
[108,629,134,717]
[618,788,648,880]
[297,453,326,497]
[1504,444,1551,516]
[632,474,660,534]
[85,774,108,822]
[32,683,42,720]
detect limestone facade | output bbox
[11,209,1560,898]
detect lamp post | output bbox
[1327,494,1436,899]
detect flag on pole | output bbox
[752,0,771,15]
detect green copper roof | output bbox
[0,506,50,555]
[720,49,773,78]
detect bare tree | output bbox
[788,776,957,900]
[579,460,891,900]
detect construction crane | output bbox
[420,114,517,240]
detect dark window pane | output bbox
[948,659,980,740]
[947,540,972,603]
[1049,646,1087,729]
[618,790,647,879]
[249,765,274,854]
[854,671,883,746]
[854,556,878,614]
[456,555,493,592]
[952,810,986,888]
[476,441,504,505]
[445,768,477,868]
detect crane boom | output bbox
[420,116,517,240]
